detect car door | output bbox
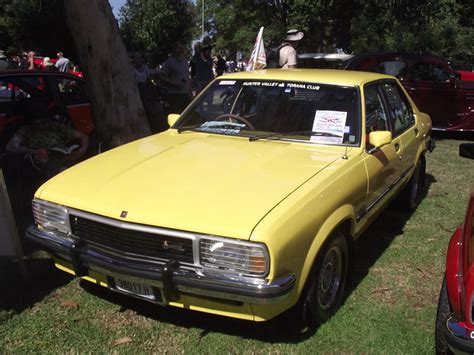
[52,75,94,135]
[406,60,456,128]
[379,81,418,176]
[363,82,403,210]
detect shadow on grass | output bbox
[78,174,436,344]
[351,172,435,290]
[0,257,72,321]
[431,130,474,142]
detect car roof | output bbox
[220,69,393,86]
[345,52,450,68]
[298,53,354,61]
[0,70,83,81]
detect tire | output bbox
[302,230,349,326]
[400,158,425,210]
[435,276,451,354]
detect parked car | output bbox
[298,53,354,69]
[435,143,474,353]
[0,70,94,150]
[456,70,474,82]
[27,69,432,324]
[345,52,474,132]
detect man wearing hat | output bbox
[0,50,10,71]
[279,29,304,69]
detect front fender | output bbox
[297,204,355,295]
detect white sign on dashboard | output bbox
[311,110,348,144]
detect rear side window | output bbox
[58,78,88,105]
[412,62,451,82]
[380,82,414,135]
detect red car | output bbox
[436,143,474,353]
[0,70,94,150]
[345,53,474,132]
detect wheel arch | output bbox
[297,205,356,296]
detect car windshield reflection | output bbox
[177,80,361,146]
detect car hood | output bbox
[37,132,343,239]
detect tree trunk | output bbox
[64,0,150,149]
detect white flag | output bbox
[246,27,266,71]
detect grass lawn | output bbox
[1,136,473,353]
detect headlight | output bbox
[199,237,269,277]
[32,199,69,234]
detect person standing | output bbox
[132,52,166,133]
[0,50,10,70]
[55,52,70,72]
[215,54,227,76]
[160,42,192,114]
[27,51,36,70]
[19,52,30,70]
[194,44,214,94]
[279,29,304,69]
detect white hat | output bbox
[285,29,304,42]
[43,57,54,67]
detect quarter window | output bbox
[375,60,408,80]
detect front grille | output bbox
[70,215,193,263]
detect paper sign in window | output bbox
[311,110,348,144]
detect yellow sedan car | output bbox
[27,69,433,325]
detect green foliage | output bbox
[0,0,75,57]
[118,0,196,64]
[196,0,473,69]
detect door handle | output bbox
[394,142,400,151]
[409,87,416,92]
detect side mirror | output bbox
[368,131,392,149]
[167,114,180,127]
[454,71,461,80]
[459,143,474,159]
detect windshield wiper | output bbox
[249,130,335,142]
[177,123,205,133]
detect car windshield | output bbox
[177,80,361,145]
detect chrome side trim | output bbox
[364,165,414,216]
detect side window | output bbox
[412,62,450,82]
[58,78,88,105]
[380,82,414,135]
[375,60,408,80]
[364,84,389,133]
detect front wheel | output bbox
[302,230,349,326]
[435,276,452,354]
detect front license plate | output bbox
[114,278,156,301]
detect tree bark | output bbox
[64,0,150,149]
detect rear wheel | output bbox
[400,157,425,210]
[302,230,349,326]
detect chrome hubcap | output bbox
[317,246,342,310]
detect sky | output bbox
[109,0,126,18]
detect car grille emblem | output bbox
[120,211,128,218]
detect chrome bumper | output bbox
[444,314,474,354]
[26,225,296,305]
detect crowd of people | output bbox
[0,49,83,77]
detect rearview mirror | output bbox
[369,131,392,149]
[167,114,180,127]
[459,143,474,159]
